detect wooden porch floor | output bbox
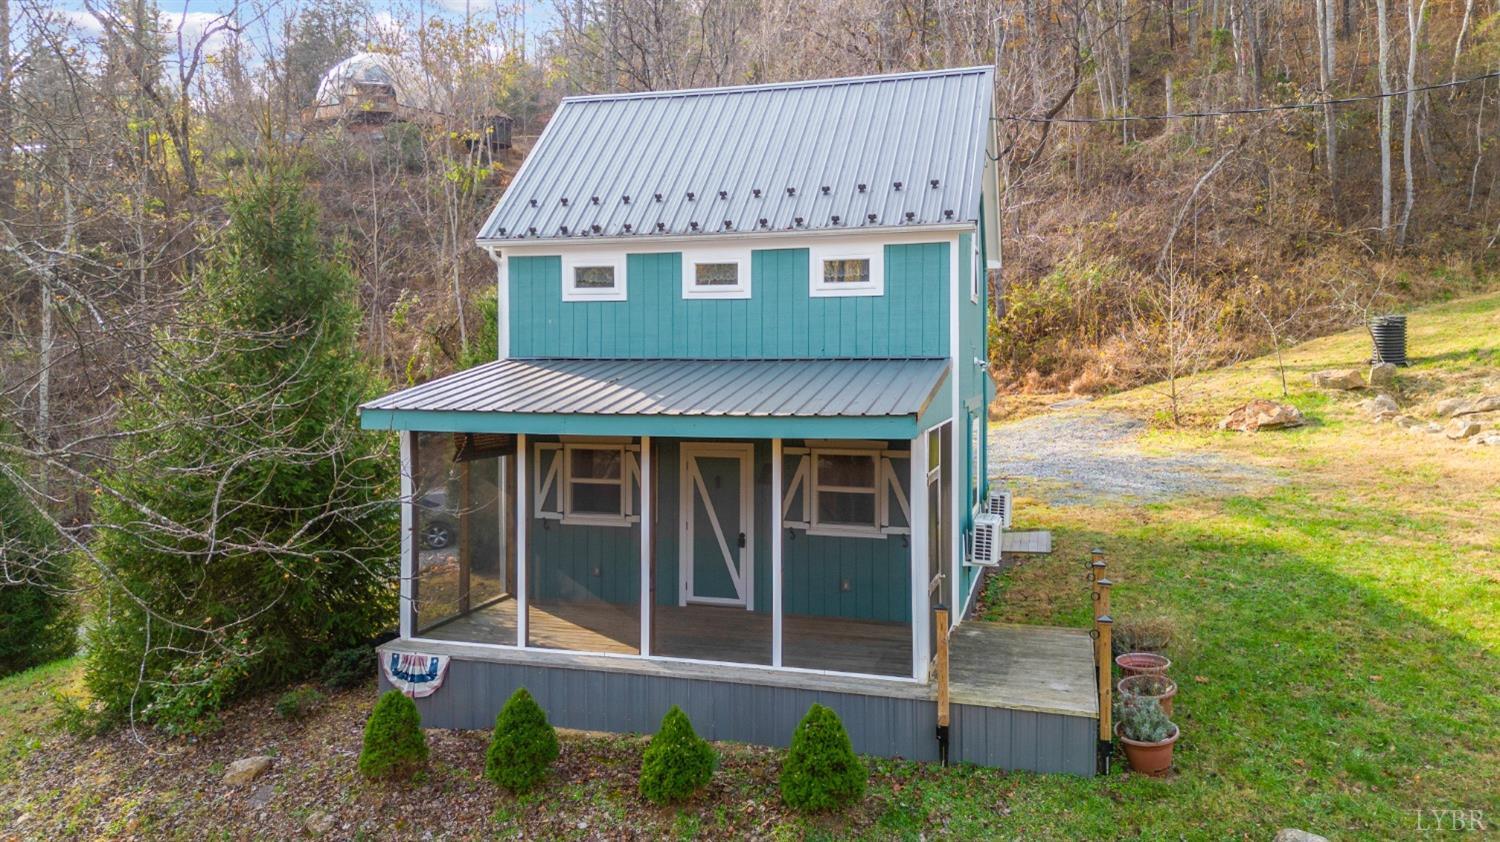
[947,622,1098,717]
[419,598,912,677]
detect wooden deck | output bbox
[419,598,912,677]
[948,622,1097,718]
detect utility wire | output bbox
[994,69,1500,124]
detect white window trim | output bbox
[809,447,884,538]
[561,443,631,527]
[808,243,884,298]
[681,248,751,299]
[561,252,627,302]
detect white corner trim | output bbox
[484,245,510,359]
[681,247,751,299]
[809,241,884,298]
[948,235,962,632]
[560,251,628,302]
[398,431,413,639]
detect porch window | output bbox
[811,449,881,536]
[563,444,627,524]
[809,243,883,297]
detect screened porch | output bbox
[404,430,955,681]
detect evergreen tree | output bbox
[779,704,867,812]
[84,166,397,732]
[358,689,428,780]
[0,437,75,676]
[638,705,715,804]
[484,687,559,793]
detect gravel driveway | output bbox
[988,410,1275,505]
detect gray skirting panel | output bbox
[379,655,1096,776]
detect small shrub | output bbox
[639,706,715,804]
[484,687,558,793]
[320,646,374,690]
[52,691,109,738]
[358,690,428,780]
[1117,695,1176,743]
[274,687,325,720]
[1112,616,1176,657]
[780,704,866,812]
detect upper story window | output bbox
[809,243,884,298]
[682,249,750,299]
[561,252,627,302]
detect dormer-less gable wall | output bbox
[504,233,953,360]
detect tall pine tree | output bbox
[0,430,75,677]
[85,166,397,731]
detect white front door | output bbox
[680,443,754,608]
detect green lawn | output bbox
[969,290,1500,838]
[1,293,1496,840]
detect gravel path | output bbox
[988,410,1275,505]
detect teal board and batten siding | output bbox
[508,244,950,359]
[379,648,1097,775]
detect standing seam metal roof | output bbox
[361,359,949,419]
[477,66,994,243]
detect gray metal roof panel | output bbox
[477,67,994,243]
[363,359,949,419]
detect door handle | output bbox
[737,532,747,548]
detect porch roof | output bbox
[360,358,949,438]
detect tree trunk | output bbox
[1315,0,1339,212]
[1376,0,1393,240]
[1397,0,1428,247]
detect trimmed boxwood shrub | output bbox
[484,687,559,793]
[358,690,428,780]
[780,703,866,812]
[639,705,715,804]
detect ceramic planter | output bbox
[1118,674,1178,717]
[1115,652,1171,677]
[1117,724,1179,777]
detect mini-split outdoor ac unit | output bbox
[985,488,1013,529]
[969,513,1005,567]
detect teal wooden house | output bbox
[363,67,1102,774]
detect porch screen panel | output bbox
[781,440,913,678]
[652,440,773,667]
[411,432,517,643]
[526,439,642,654]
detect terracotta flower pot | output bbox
[1118,674,1178,717]
[1117,723,1179,777]
[1115,652,1171,677]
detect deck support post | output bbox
[516,433,528,648]
[934,605,951,765]
[771,438,783,668]
[1092,551,1113,773]
[639,436,652,657]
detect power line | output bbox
[994,69,1500,124]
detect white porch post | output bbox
[516,432,528,648]
[398,431,414,639]
[771,438,784,668]
[910,430,930,682]
[639,435,652,657]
